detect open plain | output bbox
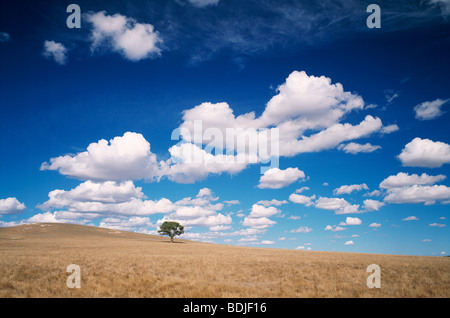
[0,223,448,298]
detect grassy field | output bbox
[0,223,448,298]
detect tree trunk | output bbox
[170,235,174,243]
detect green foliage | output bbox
[158,221,184,242]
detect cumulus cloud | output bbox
[290,226,313,233]
[248,204,280,218]
[38,180,174,217]
[42,70,397,185]
[0,197,26,215]
[334,183,368,195]
[161,142,249,183]
[99,216,153,232]
[324,225,346,232]
[369,223,381,228]
[363,199,385,211]
[257,167,305,189]
[338,142,381,154]
[384,184,450,204]
[398,138,450,168]
[344,240,354,245]
[340,217,362,225]
[157,188,232,229]
[414,98,449,120]
[86,11,162,61]
[41,132,160,182]
[289,193,316,206]
[315,197,360,214]
[178,71,395,159]
[242,216,276,229]
[42,40,68,65]
[380,172,446,189]
[256,199,287,207]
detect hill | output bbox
[0,223,448,298]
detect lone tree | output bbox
[158,221,184,243]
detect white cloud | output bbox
[402,216,419,221]
[260,240,275,245]
[99,216,152,232]
[161,142,249,183]
[41,132,160,182]
[364,190,382,197]
[285,115,385,155]
[223,200,240,205]
[334,183,368,195]
[381,124,399,134]
[398,138,450,168]
[341,217,362,225]
[178,71,394,159]
[414,98,449,120]
[86,11,162,61]
[256,199,288,207]
[315,197,360,214]
[290,226,313,233]
[338,142,381,154]
[187,0,219,7]
[38,180,174,216]
[429,223,446,228]
[295,187,310,193]
[242,216,276,229]
[384,184,450,204]
[289,193,316,206]
[363,199,385,211]
[344,240,354,245]
[369,223,381,228]
[248,204,280,218]
[42,40,68,65]
[0,197,26,215]
[324,225,346,232]
[380,172,446,189]
[257,167,305,189]
[423,239,432,242]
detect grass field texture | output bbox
[0,223,448,298]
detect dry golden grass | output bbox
[0,223,448,298]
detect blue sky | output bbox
[0,0,449,256]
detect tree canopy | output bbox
[158,221,184,243]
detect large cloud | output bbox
[315,197,360,214]
[0,197,26,215]
[86,11,162,61]
[178,71,396,158]
[41,70,397,185]
[381,172,450,205]
[414,98,449,120]
[41,132,160,182]
[334,183,368,195]
[257,167,305,189]
[380,172,446,189]
[38,180,174,216]
[398,138,450,168]
[384,185,450,204]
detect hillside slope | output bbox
[0,223,448,298]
